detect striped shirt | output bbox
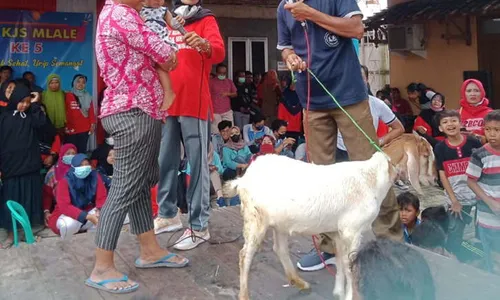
[465,144,500,229]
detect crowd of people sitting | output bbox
[1,63,500,277]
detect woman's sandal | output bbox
[85,275,139,294]
[134,253,189,269]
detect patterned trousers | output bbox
[95,109,161,251]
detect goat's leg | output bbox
[339,229,365,300]
[406,149,424,195]
[272,230,310,290]
[331,233,345,300]
[239,220,268,300]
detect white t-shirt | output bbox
[337,96,397,151]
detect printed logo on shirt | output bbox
[324,32,339,48]
[463,118,484,130]
[169,30,194,51]
[443,157,471,177]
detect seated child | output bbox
[397,192,421,244]
[47,154,107,239]
[140,0,183,111]
[466,110,500,274]
[433,110,482,261]
[222,126,252,181]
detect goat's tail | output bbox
[222,179,241,199]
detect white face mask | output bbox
[105,137,114,146]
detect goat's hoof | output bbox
[291,278,310,290]
[238,294,249,300]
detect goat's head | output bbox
[373,151,400,183]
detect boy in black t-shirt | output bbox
[434,110,482,261]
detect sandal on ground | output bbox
[134,253,189,269]
[85,275,139,294]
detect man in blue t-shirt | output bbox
[277,0,402,272]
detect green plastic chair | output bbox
[6,200,36,247]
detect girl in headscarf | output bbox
[413,90,446,146]
[458,79,493,143]
[0,83,46,249]
[221,126,252,181]
[42,74,66,132]
[47,154,107,239]
[65,74,96,153]
[278,78,302,134]
[91,143,115,191]
[42,143,77,225]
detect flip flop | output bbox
[85,275,139,294]
[134,253,189,269]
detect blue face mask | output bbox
[62,155,74,165]
[74,166,92,179]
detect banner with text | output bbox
[0,10,94,91]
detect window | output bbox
[228,37,268,79]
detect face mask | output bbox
[238,77,245,83]
[218,75,226,80]
[74,165,92,179]
[260,144,274,154]
[105,137,114,146]
[231,135,240,143]
[255,125,263,130]
[62,155,75,165]
[278,134,286,140]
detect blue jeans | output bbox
[478,226,500,273]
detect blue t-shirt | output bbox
[277,0,367,110]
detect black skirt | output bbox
[0,172,43,231]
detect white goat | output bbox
[223,152,398,300]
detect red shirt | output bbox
[277,103,302,133]
[459,100,492,136]
[210,78,236,114]
[47,175,107,235]
[166,16,225,120]
[65,93,96,135]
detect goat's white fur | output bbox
[224,152,397,300]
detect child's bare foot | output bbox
[160,92,175,111]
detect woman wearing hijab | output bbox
[47,154,107,239]
[42,74,66,133]
[221,126,252,181]
[413,90,446,146]
[64,74,96,153]
[458,79,493,143]
[91,143,115,191]
[42,143,78,225]
[258,70,282,127]
[278,78,302,135]
[156,0,225,250]
[0,83,46,249]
